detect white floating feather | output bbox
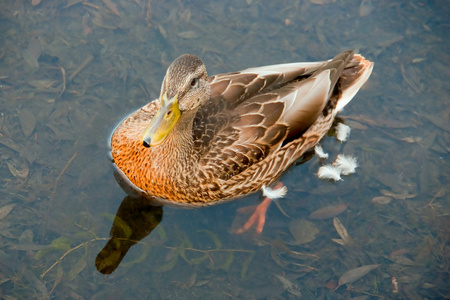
[314,145,329,159]
[262,184,288,199]
[317,165,342,181]
[333,154,358,175]
[335,123,351,142]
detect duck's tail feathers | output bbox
[336,54,374,112]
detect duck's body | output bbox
[111,50,373,207]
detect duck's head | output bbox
[142,54,210,147]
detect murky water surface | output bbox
[0,0,448,299]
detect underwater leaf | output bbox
[0,204,16,220]
[102,0,122,17]
[153,255,178,273]
[32,0,42,7]
[391,256,418,266]
[179,236,194,263]
[289,219,319,245]
[51,237,72,250]
[156,225,167,241]
[27,79,58,89]
[309,204,347,220]
[165,247,180,262]
[221,252,234,270]
[337,264,380,288]
[0,136,20,152]
[270,247,289,268]
[275,274,302,297]
[333,217,351,245]
[35,247,54,261]
[185,253,209,265]
[359,0,374,17]
[22,48,40,68]
[68,246,87,281]
[19,109,36,137]
[331,238,346,246]
[371,196,392,205]
[241,252,255,279]
[35,237,71,260]
[380,189,416,200]
[6,158,29,179]
[19,228,34,245]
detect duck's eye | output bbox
[190,78,198,87]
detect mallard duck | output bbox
[111,50,373,210]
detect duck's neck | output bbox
[151,110,197,173]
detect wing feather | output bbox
[193,51,359,181]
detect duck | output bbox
[110,50,373,231]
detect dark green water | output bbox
[0,0,448,299]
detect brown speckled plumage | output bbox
[111,50,373,207]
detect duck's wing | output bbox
[193,51,372,181]
[192,55,331,151]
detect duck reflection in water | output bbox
[95,196,163,274]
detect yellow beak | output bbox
[141,92,181,147]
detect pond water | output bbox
[0,0,448,299]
